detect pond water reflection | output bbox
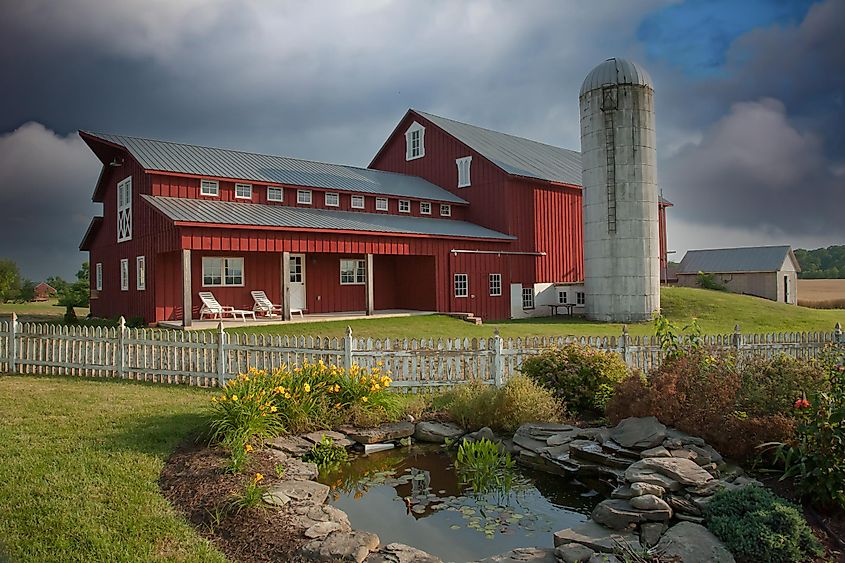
[317,444,604,562]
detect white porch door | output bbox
[289,254,306,310]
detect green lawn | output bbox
[226,287,845,340]
[0,375,225,563]
[0,298,89,321]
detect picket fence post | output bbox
[9,312,18,374]
[835,322,843,345]
[117,316,126,379]
[343,326,354,371]
[618,325,629,364]
[492,329,504,387]
[733,324,742,353]
[217,322,227,386]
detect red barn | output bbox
[79,109,670,326]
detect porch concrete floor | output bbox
[156,309,437,330]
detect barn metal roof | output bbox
[677,246,799,274]
[82,132,467,204]
[142,195,515,241]
[412,110,583,186]
[580,58,654,96]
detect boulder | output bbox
[591,499,671,531]
[555,543,595,563]
[305,521,345,539]
[512,432,549,453]
[412,421,464,444]
[265,480,329,506]
[610,486,636,500]
[629,494,672,513]
[569,440,631,469]
[639,446,671,458]
[269,453,318,481]
[290,504,352,532]
[553,521,640,553]
[669,448,698,461]
[345,422,416,445]
[665,495,702,516]
[637,457,714,487]
[463,427,496,443]
[302,430,355,448]
[474,547,559,563]
[262,489,291,507]
[600,439,641,460]
[301,530,380,563]
[547,429,580,446]
[266,435,313,456]
[656,522,735,563]
[517,422,578,440]
[639,522,666,548]
[365,542,442,563]
[609,417,667,449]
[629,482,665,497]
[623,466,682,492]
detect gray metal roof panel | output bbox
[580,58,654,96]
[413,110,583,185]
[142,195,515,241]
[84,132,467,204]
[677,246,795,274]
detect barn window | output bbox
[235,183,252,199]
[340,259,366,285]
[522,286,535,309]
[405,121,425,160]
[456,156,472,188]
[420,201,431,215]
[576,292,585,305]
[136,256,146,291]
[351,195,365,209]
[325,192,340,207]
[558,289,567,304]
[200,179,219,196]
[120,259,129,291]
[297,190,312,205]
[116,176,132,243]
[440,204,451,217]
[267,186,283,202]
[489,273,502,296]
[376,198,389,211]
[95,263,103,291]
[454,273,468,298]
[398,200,410,213]
[202,257,244,287]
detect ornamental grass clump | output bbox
[229,473,268,514]
[302,436,349,469]
[455,438,516,496]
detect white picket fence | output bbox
[0,314,842,388]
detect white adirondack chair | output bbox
[251,290,304,318]
[198,291,256,321]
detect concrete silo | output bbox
[580,58,660,322]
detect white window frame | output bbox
[454,273,468,298]
[339,259,366,285]
[420,201,431,215]
[440,204,452,217]
[398,200,410,213]
[375,198,389,211]
[297,190,312,205]
[577,291,585,305]
[201,257,244,287]
[351,195,365,209]
[267,186,283,202]
[325,192,340,207]
[235,183,252,199]
[117,176,132,243]
[457,156,472,188]
[120,259,129,291]
[522,286,535,309]
[489,273,502,297]
[136,256,146,290]
[405,121,425,160]
[200,179,219,197]
[95,263,103,291]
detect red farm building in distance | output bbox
[79,109,671,326]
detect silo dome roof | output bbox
[580,58,653,96]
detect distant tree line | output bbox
[0,259,90,309]
[794,246,845,279]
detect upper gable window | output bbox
[325,192,340,207]
[351,195,365,209]
[398,200,410,213]
[457,156,472,188]
[200,179,219,196]
[117,176,132,243]
[405,121,425,161]
[420,201,431,215]
[297,189,312,205]
[375,198,389,211]
[267,186,283,202]
[235,183,252,199]
[440,204,452,217]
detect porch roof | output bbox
[142,195,516,241]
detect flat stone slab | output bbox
[365,542,442,563]
[630,494,672,513]
[266,480,329,505]
[302,430,355,448]
[266,435,313,456]
[640,446,671,458]
[268,451,319,481]
[609,417,667,449]
[569,440,630,469]
[637,457,714,487]
[512,433,549,453]
[474,547,559,562]
[413,421,465,444]
[517,423,578,439]
[345,422,415,444]
[591,499,670,531]
[290,504,351,532]
[656,522,735,563]
[555,542,595,563]
[639,522,666,548]
[546,429,581,446]
[301,530,380,562]
[553,521,639,553]
[624,466,682,492]
[588,555,621,563]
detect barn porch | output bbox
[156,309,436,330]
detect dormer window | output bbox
[375,198,389,211]
[235,183,252,199]
[399,200,410,213]
[440,204,451,217]
[200,179,219,196]
[456,156,472,188]
[405,121,425,161]
[297,189,312,205]
[351,195,365,209]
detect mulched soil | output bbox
[159,436,308,563]
[761,475,845,563]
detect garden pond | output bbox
[317,444,607,562]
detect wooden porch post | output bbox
[282,251,292,321]
[364,253,374,316]
[182,249,192,328]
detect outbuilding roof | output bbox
[677,245,800,274]
[142,195,515,241]
[80,132,467,204]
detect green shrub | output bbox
[696,271,726,291]
[445,375,563,433]
[455,438,516,495]
[704,486,822,563]
[654,313,702,359]
[302,435,349,468]
[737,354,827,417]
[520,344,628,413]
[209,369,285,449]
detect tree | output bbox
[17,279,36,302]
[0,259,21,302]
[46,275,69,295]
[58,261,90,322]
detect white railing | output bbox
[0,313,842,388]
